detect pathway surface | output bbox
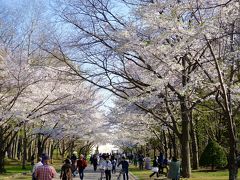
[53,165,137,180]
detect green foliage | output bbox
[199,140,227,169]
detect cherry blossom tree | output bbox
[0,1,107,172]
[51,0,240,179]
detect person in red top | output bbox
[77,154,87,180]
[35,155,57,180]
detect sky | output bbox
[92,143,119,154]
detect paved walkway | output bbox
[54,165,137,180]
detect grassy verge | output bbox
[0,159,32,180]
[129,165,229,180]
[0,158,63,180]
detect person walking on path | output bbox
[103,156,112,180]
[92,155,98,171]
[118,156,129,180]
[60,159,73,180]
[35,155,57,180]
[167,157,181,180]
[32,157,43,180]
[77,154,87,180]
[111,158,116,174]
[71,153,77,176]
[149,156,159,179]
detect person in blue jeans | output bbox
[77,155,87,180]
[118,156,129,180]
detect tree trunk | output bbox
[206,33,238,180]
[22,123,27,169]
[50,143,55,164]
[190,115,199,170]
[227,115,238,180]
[0,151,5,173]
[163,130,168,159]
[13,134,18,159]
[172,133,178,158]
[28,142,32,161]
[180,100,191,178]
[180,130,191,178]
[17,138,22,160]
[37,135,43,159]
[0,128,6,173]
[60,139,65,162]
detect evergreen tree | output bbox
[199,141,227,170]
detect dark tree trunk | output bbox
[13,135,18,159]
[50,143,56,164]
[0,151,5,173]
[0,128,6,173]
[28,142,32,162]
[37,135,44,159]
[190,115,199,170]
[17,138,22,160]
[180,100,191,178]
[22,123,27,169]
[163,130,168,158]
[227,115,238,180]
[172,133,178,158]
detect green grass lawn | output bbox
[0,158,64,180]
[0,159,32,180]
[129,165,230,180]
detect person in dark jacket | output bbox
[60,159,72,180]
[118,156,129,180]
[71,154,77,176]
[92,155,98,171]
[158,152,164,174]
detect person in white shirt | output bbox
[103,156,112,180]
[32,157,43,180]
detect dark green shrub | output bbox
[199,140,227,170]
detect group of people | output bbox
[149,153,181,180]
[31,151,180,180]
[32,153,88,180]
[90,153,129,180]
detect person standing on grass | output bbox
[138,154,144,170]
[77,154,87,180]
[35,155,57,180]
[167,157,181,180]
[118,156,129,180]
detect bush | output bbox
[199,140,227,170]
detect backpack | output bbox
[83,160,87,169]
[62,165,71,180]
